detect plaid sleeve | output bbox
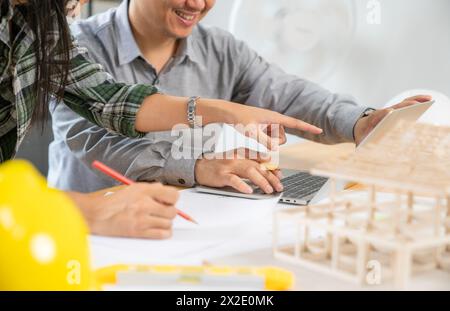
[62,45,158,138]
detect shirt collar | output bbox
[175,30,201,65]
[115,0,142,66]
[0,2,36,52]
[0,2,16,46]
[1,1,14,22]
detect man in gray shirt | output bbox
[48,0,428,193]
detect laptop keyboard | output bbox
[252,171,328,199]
[280,172,328,199]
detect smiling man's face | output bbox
[143,0,216,38]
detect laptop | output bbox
[196,101,435,205]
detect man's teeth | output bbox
[175,10,195,21]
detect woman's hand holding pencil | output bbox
[69,161,195,240]
[70,181,179,239]
[92,161,198,224]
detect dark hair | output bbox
[6,0,73,126]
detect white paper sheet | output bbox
[89,235,212,268]
[90,189,281,268]
[214,124,269,154]
[174,189,282,230]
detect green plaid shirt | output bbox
[0,4,157,162]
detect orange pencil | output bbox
[92,161,198,225]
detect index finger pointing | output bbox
[277,115,323,135]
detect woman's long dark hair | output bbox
[4,0,74,125]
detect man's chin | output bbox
[169,27,196,39]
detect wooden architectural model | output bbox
[273,121,450,289]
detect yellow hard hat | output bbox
[0,160,94,290]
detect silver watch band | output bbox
[187,96,200,128]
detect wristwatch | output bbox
[353,108,377,141]
[187,96,201,128]
[361,108,377,118]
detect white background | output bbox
[203,0,450,111]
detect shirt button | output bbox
[178,179,186,185]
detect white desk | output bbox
[90,141,450,291]
[90,201,450,291]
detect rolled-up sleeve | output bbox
[62,44,158,138]
[52,99,201,188]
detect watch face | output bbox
[364,109,376,117]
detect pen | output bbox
[92,160,198,225]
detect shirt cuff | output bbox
[107,84,159,139]
[162,154,198,187]
[336,105,371,143]
[162,128,217,187]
